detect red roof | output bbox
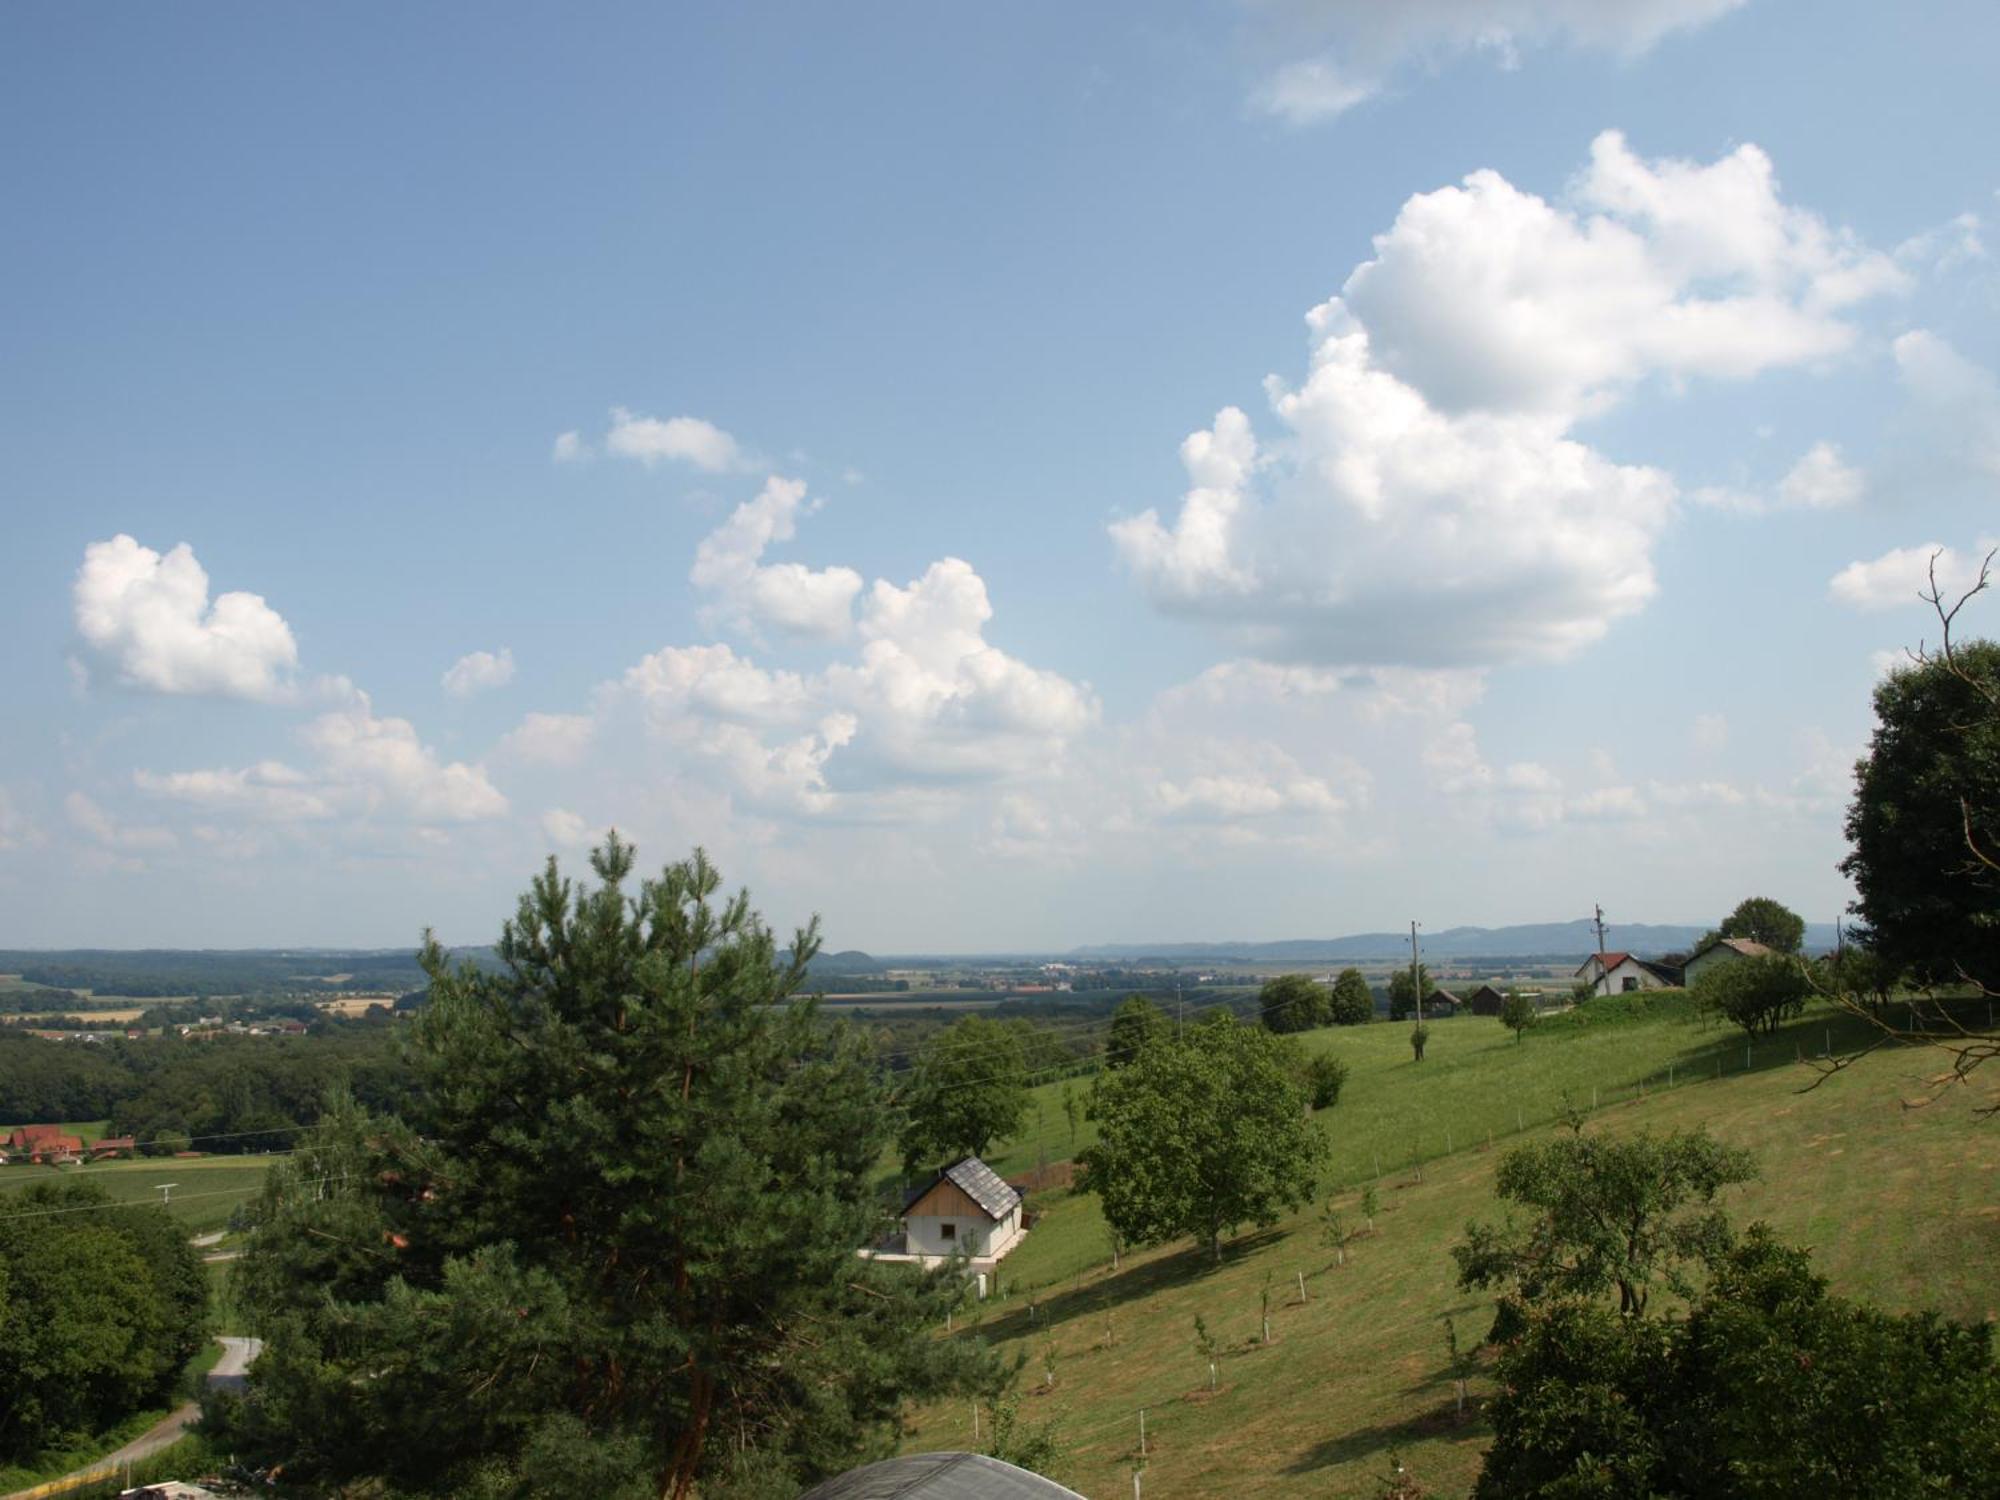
[1576,951,1633,976]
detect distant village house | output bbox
[859,1156,1025,1289]
[1576,951,1682,994]
[1681,936,1774,986]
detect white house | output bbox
[859,1157,1025,1281]
[1575,951,1680,995]
[1682,936,1774,986]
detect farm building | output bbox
[1682,935,1775,985]
[1424,988,1462,1016]
[1467,983,1508,1016]
[859,1156,1026,1280]
[1576,951,1681,995]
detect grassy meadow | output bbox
[0,1154,274,1235]
[899,1000,2000,1499]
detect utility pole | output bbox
[1409,921,1423,1028]
[155,1183,178,1209]
[1593,903,1609,996]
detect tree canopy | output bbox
[1257,973,1326,1033]
[1104,994,1168,1067]
[216,839,999,1499]
[0,1183,205,1464]
[1690,952,1810,1038]
[1327,967,1374,1026]
[1452,1127,1756,1318]
[1079,1015,1327,1260]
[1476,1225,2000,1499]
[1387,963,1432,1021]
[1841,639,2000,990]
[1499,990,1538,1043]
[897,1013,1030,1173]
[1717,895,1806,954]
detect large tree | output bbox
[897,1013,1030,1172]
[1717,895,1807,954]
[217,840,998,1499]
[1104,994,1168,1068]
[1476,1227,2000,1499]
[1387,962,1432,1021]
[1841,638,2000,990]
[0,1183,205,1464]
[1257,973,1327,1033]
[1079,1015,1327,1260]
[1691,952,1810,1038]
[1452,1127,1756,1318]
[1327,967,1374,1026]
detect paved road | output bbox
[0,1338,262,1500]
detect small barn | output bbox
[1424,988,1463,1017]
[902,1157,1024,1262]
[1467,984,1508,1017]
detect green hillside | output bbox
[900,1002,2000,1498]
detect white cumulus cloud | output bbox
[1828,543,1991,612]
[1114,132,1898,668]
[442,648,516,698]
[499,711,598,766]
[73,535,300,700]
[690,477,864,640]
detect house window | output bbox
[939,1222,956,1241]
[1622,976,1640,993]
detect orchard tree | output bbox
[899,1014,1030,1172]
[217,839,1000,1500]
[1691,952,1809,1038]
[1079,1015,1328,1261]
[1104,994,1168,1068]
[1717,896,1807,954]
[1327,967,1374,1025]
[1258,973,1327,1033]
[1453,1127,1756,1318]
[1499,989,1538,1044]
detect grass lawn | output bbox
[0,1154,274,1235]
[898,1001,2000,1499]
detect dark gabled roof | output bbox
[799,1452,1086,1500]
[1427,989,1463,1006]
[1468,983,1506,1000]
[905,1157,1021,1220]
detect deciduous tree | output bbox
[1691,952,1810,1038]
[898,1013,1030,1173]
[1080,1016,1327,1261]
[1258,973,1327,1033]
[1104,994,1168,1068]
[1717,895,1807,954]
[1327,967,1374,1025]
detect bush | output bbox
[1303,1053,1348,1110]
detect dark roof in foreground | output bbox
[797,1452,1086,1500]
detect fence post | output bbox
[1139,1407,1146,1456]
[1298,1270,1307,1304]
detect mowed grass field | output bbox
[898,1002,2000,1499]
[0,1154,274,1235]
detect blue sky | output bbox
[3,0,1997,951]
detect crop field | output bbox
[0,1154,275,1235]
[898,1001,2000,1498]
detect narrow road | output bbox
[1,1338,261,1500]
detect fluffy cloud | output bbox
[442,647,516,698]
[1828,543,1991,612]
[551,430,587,463]
[603,408,742,472]
[1115,133,1898,668]
[139,695,506,827]
[65,791,176,857]
[74,535,299,700]
[540,808,602,848]
[1248,0,1748,123]
[690,477,863,639]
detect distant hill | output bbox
[1068,918,1841,965]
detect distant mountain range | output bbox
[1065,918,1841,965]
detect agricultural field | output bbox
[899,1001,2000,1498]
[0,1154,275,1235]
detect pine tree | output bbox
[219,838,1001,1498]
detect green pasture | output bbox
[899,1001,2000,1498]
[0,1154,274,1235]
